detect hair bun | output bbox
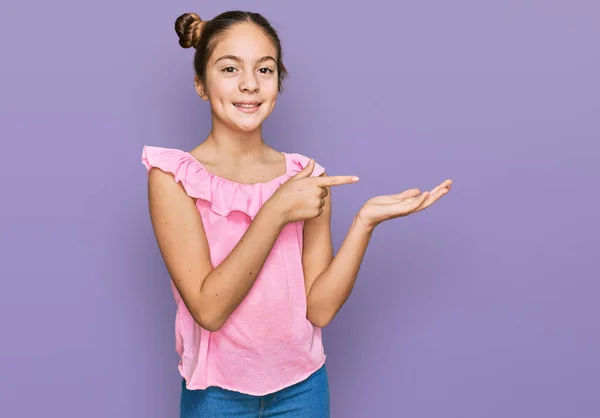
[175,12,205,49]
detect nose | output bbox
[239,70,259,93]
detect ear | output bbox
[194,75,208,101]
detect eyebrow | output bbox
[214,55,277,64]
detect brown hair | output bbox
[174,11,289,92]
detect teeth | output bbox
[235,104,259,108]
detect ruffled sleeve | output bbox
[142,146,325,219]
[141,146,208,199]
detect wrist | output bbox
[354,211,376,235]
[258,200,287,230]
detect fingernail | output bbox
[352,177,360,181]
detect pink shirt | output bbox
[141,145,327,396]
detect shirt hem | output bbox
[181,354,327,396]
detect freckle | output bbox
[249,272,252,275]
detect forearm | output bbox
[200,205,285,328]
[307,215,374,327]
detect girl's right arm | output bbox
[147,168,285,332]
[147,160,357,332]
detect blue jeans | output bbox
[180,364,330,417]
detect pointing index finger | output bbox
[315,175,360,187]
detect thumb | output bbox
[292,159,315,179]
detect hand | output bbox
[357,179,452,230]
[265,159,359,225]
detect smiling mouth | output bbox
[233,102,262,108]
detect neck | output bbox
[205,114,266,160]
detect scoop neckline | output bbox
[182,150,291,187]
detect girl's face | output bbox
[198,23,280,133]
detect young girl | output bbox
[142,10,451,417]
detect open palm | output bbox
[358,179,452,228]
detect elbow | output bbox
[307,309,334,328]
[310,318,330,329]
[198,317,223,332]
[203,323,224,333]
[185,290,229,332]
[190,309,226,332]
[306,295,336,328]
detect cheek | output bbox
[261,79,279,100]
[204,73,234,100]
[210,82,235,100]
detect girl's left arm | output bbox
[302,173,451,328]
[302,174,374,328]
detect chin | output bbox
[233,120,264,132]
[229,110,272,132]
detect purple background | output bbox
[2,0,599,417]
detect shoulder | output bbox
[141,145,189,174]
[141,145,207,199]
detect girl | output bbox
[142,10,451,418]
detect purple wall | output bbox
[2,1,599,417]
